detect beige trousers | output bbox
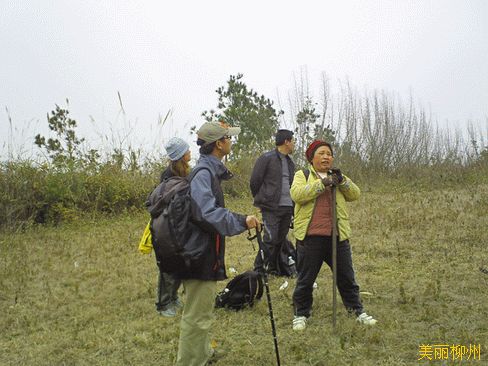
[175,279,216,366]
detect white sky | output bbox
[1,0,487,158]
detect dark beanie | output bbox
[305,140,332,162]
[275,129,294,146]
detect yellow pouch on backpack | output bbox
[138,221,153,254]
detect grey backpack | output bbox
[145,167,210,272]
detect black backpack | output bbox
[215,271,264,310]
[145,167,211,273]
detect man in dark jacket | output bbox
[250,129,296,276]
[175,121,260,366]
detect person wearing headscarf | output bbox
[291,140,377,331]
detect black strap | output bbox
[247,228,265,252]
[255,229,265,252]
[302,168,310,181]
[255,272,264,299]
[189,165,223,207]
[247,271,264,302]
[188,166,212,183]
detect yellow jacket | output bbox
[291,166,360,241]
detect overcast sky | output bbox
[1,0,487,158]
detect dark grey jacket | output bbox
[159,166,174,182]
[250,149,295,211]
[176,154,247,281]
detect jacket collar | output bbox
[197,154,233,181]
[274,148,291,160]
[308,164,322,178]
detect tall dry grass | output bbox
[283,71,488,177]
[2,75,488,228]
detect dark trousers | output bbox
[253,206,293,274]
[156,266,181,310]
[293,236,363,317]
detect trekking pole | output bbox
[248,229,281,366]
[331,185,338,329]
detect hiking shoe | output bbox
[173,298,184,309]
[158,307,176,317]
[292,316,307,331]
[356,312,377,325]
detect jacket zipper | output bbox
[213,234,221,271]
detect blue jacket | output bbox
[176,154,247,281]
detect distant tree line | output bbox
[1,73,487,227]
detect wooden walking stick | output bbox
[331,184,338,329]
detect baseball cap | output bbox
[197,121,241,144]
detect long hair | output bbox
[170,158,190,177]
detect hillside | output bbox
[1,184,487,365]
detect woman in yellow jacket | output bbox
[291,140,377,331]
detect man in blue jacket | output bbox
[175,121,260,366]
[250,129,296,276]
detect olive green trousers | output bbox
[175,279,216,366]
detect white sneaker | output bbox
[173,298,184,309]
[158,307,176,317]
[356,312,377,325]
[292,316,307,331]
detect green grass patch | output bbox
[1,185,488,365]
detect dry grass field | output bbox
[1,184,488,365]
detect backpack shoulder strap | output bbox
[188,165,224,207]
[301,168,310,181]
[188,166,212,182]
[255,272,264,300]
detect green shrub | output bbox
[222,154,257,198]
[0,160,157,228]
[2,149,487,228]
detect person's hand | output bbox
[329,168,344,184]
[321,175,339,187]
[246,215,261,231]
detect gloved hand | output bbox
[329,168,344,184]
[322,174,339,187]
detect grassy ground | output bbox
[1,184,488,365]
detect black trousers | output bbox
[293,236,363,317]
[253,206,294,275]
[156,265,181,310]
